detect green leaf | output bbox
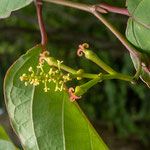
[0,125,17,150]
[126,0,141,15]
[130,53,150,88]
[0,125,10,141]
[126,0,150,87]
[126,0,150,55]
[4,45,109,150]
[0,0,33,18]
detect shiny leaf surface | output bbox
[4,45,109,150]
[126,0,150,55]
[0,0,33,18]
[126,0,150,87]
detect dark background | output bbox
[0,0,150,149]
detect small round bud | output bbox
[22,73,27,77]
[34,82,39,86]
[28,67,33,72]
[76,69,84,80]
[55,70,59,73]
[98,73,103,82]
[20,76,24,81]
[77,77,82,80]
[25,82,28,86]
[74,86,87,97]
[77,69,84,74]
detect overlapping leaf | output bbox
[0,0,33,18]
[4,45,109,150]
[126,0,150,88]
[126,0,150,55]
[0,125,18,150]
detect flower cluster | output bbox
[20,61,71,92]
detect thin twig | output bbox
[92,11,141,61]
[42,0,106,13]
[96,3,150,29]
[96,3,130,16]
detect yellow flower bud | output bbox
[28,67,33,72]
[20,76,24,81]
[25,82,28,86]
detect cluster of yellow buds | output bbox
[20,60,71,92]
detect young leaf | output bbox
[0,0,33,18]
[0,125,18,150]
[4,45,109,150]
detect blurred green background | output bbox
[0,0,150,149]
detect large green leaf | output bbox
[4,45,109,150]
[126,0,150,55]
[126,0,150,87]
[0,0,33,18]
[0,125,17,150]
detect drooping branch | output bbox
[35,1,47,51]
[42,0,142,60]
[41,0,150,73]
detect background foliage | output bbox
[0,0,150,149]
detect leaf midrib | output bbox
[62,92,66,150]
[31,86,40,150]
[130,0,144,16]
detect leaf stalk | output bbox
[35,1,48,51]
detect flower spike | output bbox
[68,88,82,102]
[77,43,89,57]
[20,54,71,93]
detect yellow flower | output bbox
[20,55,71,93]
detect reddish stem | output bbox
[35,1,47,51]
[97,3,130,16]
[97,3,150,30]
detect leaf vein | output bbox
[88,122,93,150]
[62,92,66,150]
